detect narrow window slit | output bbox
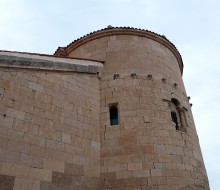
[171,111,179,130]
[109,105,119,126]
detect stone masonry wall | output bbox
[0,68,101,190]
[68,32,209,190]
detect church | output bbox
[0,26,209,189]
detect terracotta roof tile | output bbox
[54,26,179,56]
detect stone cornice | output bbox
[0,51,103,74]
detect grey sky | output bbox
[0,0,219,189]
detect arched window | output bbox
[170,98,187,132]
[171,111,179,130]
[170,98,181,131]
[109,105,119,126]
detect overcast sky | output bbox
[0,0,219,189]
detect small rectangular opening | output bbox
[109,103,119,126]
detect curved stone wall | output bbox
[66,28,209,190]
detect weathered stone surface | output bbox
[13,177,40,190]
[0,27,209,189]
[0,174,15,190]
[1,162,29,178]
[29,168,52,182]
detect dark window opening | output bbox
[171,111,179,130]
[110,105,118,126]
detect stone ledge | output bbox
[0,51,103,74]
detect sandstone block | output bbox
[132,170,150,178]
[29,145,53,159]
[46,139,64,151]
[13,177,40,190]
[13,119,38,135]
[118,130,137,145]
[150,169,162,176]
[128,163,142,171]
[61,132,71,144]
[148,177,167,185]
[6,108,25,120]
[0,148,20,164]
[116,171,132,179]
[0,115,14,128]
[29,168,52,182]
[1,162,29,178]
[141,145,153,154]
[20,153,44,168]
[143,163,154,170]
[39,126,61,141]
[64,162,84,176]
[0,174,15,190]
[29,81,43,92]
[7,139,30,154]
[166,177,194,185]
[24,133,46,147]
[43,159,64,173]
[53,150,72,163]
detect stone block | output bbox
[138,136,158,144]
[0,174,15,190]
[7,139,30,154]
[6,108,25,120]
[61,132,71,144]
[0,115,14,128]
[141,145,153,154]
[29,81,43,92]
[0,138,8,149]
[46,139,64,151]
[148,177,167,185]
[154,163,165,169]
[20,153,44,168]
[158,154,171,163]
[118,130,137,145]
[13,177,40,190]
[25,113,45,126]
[128,163,142,171]
[0,126,24,141]
[40,181,51,190]
[116,171,132,179]
[84,166,100,177]
[53,150,72,163]
[0,79,10,89]
[14,101,34,113]
[29,168,52,182]
[143,163,154,170]
[43,159,64,173]
[150,169,162,177]
[39,127,61,141]
[29,145,54,159]
[24,133,46,147]
[166,163,177,170]
[1,162,29,178]
[166,177,194,185]
[64,162,84,176]
[13,119,38,135]
[132,170,150,178]
[0,148,20,164]
[124,145,142,155]
[91,140,101,151]
[143,115,150,123]
[154,145,166,154]
[51,171,73,186]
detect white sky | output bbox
[0,0,219,189]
